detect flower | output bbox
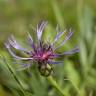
[5,21,79,76]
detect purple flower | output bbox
[5,21,79,76]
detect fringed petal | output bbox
[52,26,66,45]
[27,32,33,45]
[63,46,80,55]
[55,29,73,50]
[36,21,47,40]
[47,60,63,64]
[27,32,36,50]
[5,43,33,60]
[8,35,27,51]
[16,63,31,71]
[56,46,80,56]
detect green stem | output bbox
[47,76,66,96]
[69,79,80,95]
[2,56,26,96]
[64,78,80,95]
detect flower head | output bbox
[5,21,79,76]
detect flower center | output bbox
[32,42,54,62]
[41,51,52,60]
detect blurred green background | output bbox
[0,0,96,96]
